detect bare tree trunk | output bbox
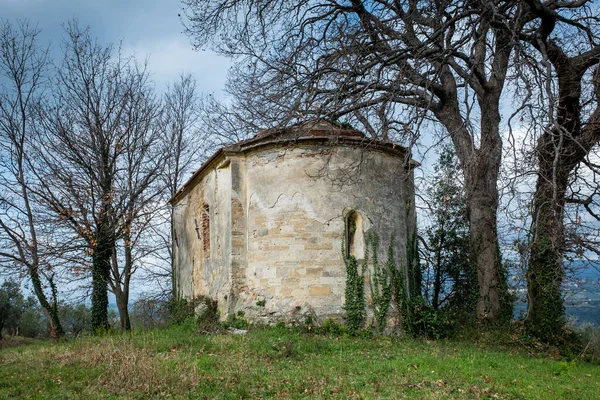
[115,293,131,330]
[525,68,584,339]
[468,190,502,318]
[29,270,64,338]
[119,233,132,330]
[467,104,504,318]
[110,234,132,331]
[431,228,445,310]
[518,0,600,341]
[437,86,509,321]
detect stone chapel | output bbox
[171,120,417,324]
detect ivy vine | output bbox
[343,253,366,333]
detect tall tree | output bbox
[518,0,600,340]
[160,74,203,296]
[422,144,474,312]
[0,20,65,338]
[158,75,252,299]
[182,0,525,320]
[35,22,163,331]
[107,68,164,330]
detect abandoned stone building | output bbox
[171,120,417,324]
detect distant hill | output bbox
[514,261,600,326]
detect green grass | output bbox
[1,324,599,399]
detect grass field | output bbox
[1,323,599,399]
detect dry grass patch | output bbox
[0,334,203,398]
[64,337,201,395]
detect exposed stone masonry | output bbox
[171,121,416,324]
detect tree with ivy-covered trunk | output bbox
[516,0,600,341]
[0,20,65,338]
[34,22,123,332]
[34,21,164,332]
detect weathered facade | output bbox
[171,121,416,324]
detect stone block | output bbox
[304,242,333,250]
[309,285,331,296]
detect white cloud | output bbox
[125,38,231,93]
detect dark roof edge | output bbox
[169,135,413,204]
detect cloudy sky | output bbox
[3,0,233,302]
[2,0,231,94]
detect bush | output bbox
[195,297,220,332]
[573,322,600,363]
[223,310,248,330]
[167,296,220,331]
[322,318,346,335]
[18,307,46,338]
[131,297,170,330]
[403,298,456,339]
[59,302,92,336]
[0,281,24,338]
[167,296,197,325]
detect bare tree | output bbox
[517,0,600,340]
[158,73,204,296]
[34,21,164,331]
[153,74,252,300]
[107,68,165,330]
[182,0,529,320]
[162,74,203,199]
[0,20,65,338]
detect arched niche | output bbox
[345,210,365,260]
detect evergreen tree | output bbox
[0,280,24,338]
[423,145,475,313]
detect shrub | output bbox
[403,298,456,340]
[322,318,346,335]
[59,302,92,336]
[131,297,169,330]
[572,322,600,363]
[18,306,46,338]
[167,295,219,332]
[167,296,196,325]
[0,280,24,338]
[224,310,249,330]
